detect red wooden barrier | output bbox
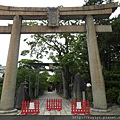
[21,100,40,115]
[46,98,62,111]
[71,100,90,115]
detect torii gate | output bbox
[0,2,118,113]
[28,62,60,98]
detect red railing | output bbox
[46,98,62,111]
[71,100,90,115]
[21,100,40,115]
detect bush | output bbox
[0,85,3,98]
[106,87,120,104]
[117,92,120,105]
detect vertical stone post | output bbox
[0,15,21,110]
[85,15,107,109]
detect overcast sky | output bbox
[0,0,120,66]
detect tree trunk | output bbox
[62,69,67,98]
[62,67,71,99]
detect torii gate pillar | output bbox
[0,15,21,111]
[86,15,107,109]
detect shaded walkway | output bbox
[19,91,120,115]
[37,91,72,115]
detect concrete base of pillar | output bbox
[0,109,18,115]
[91,108,111,113]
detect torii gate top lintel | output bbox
[0,2,118,20]
[0,2,118,34]
[28,63,60,72]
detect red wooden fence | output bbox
[46,98,62,111]
[71,100,90,115]
[21,100,40,115]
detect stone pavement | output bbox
[37,91,72,115]
[29,91,120,115]
[0,91,85,115]
[16,91,73,115]
[1,91,120,116]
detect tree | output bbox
[0,76,3,97]
[48,72,63,93]
[16,59,39,90]
[84,0,114,5]
[93,14,120,103]
[39,71,50,93]
[21,20,91,98]
[16,59,50,98]
[21,5,119,101]
[48,73,62,84]
[84,0,120,104]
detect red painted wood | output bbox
[21,100,40,115]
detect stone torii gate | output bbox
[28,62,60,98]
[0,2,118,113]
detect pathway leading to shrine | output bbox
[16,91,73,115]
[37,91,72,115]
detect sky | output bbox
[0,0,120,66]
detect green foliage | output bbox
[96,16,120,102]
[16,59,38,91]
[84,0,104,5]
[104,70,120,89]
[21,20,90,83]
[106,87,120,104]
[21,13,120,101]
[84,0,113,5]
[21,50,29,56]
[39,72,50,91]
[48,73,62,83]
[16,59,50,98]
[117,92,120,105]
[22,20,39,26]
[0,78,3,97]
[97,16,120,72]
